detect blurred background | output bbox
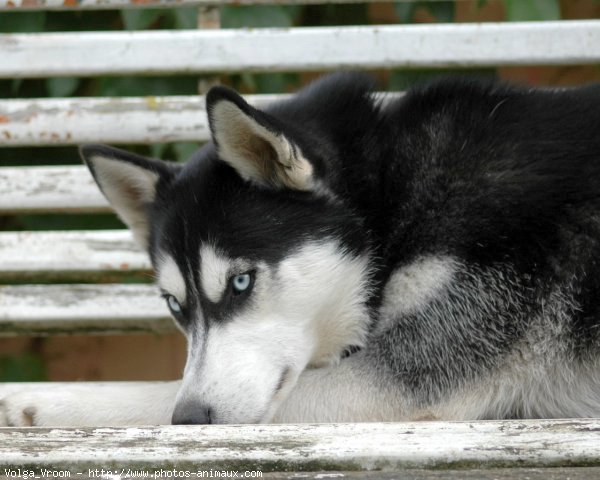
[1,0,599,383]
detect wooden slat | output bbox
[0,165,108,214]
[0,94,283,146]
[2,21,599,78]
[0,0,392,10]
[0,230,149,280]
[268,470,600,480]
[0,469,598,480]
[0,284,174,336]
[0,420,599,472]
[0,93,399,146]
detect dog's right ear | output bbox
[206,86,314,191]
[80,144,176,250]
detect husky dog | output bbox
[2,73,600,426]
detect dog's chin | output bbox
[197,366,299,425]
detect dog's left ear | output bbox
[206,86,314,191]
[80,144,176,249]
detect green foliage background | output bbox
[0,0,573,381]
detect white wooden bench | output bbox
[1,0,600,476]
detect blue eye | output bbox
[166,295,182,314]
[231,273,252,294]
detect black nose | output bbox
[171,400,213,425]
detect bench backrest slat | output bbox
[0,230,149,280]
[3,22,600,78]
[0,284,172,336]
[0,94,284,146]
[0,166,108,214]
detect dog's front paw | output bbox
[0,400,37,427]
[0,384,97,427]
[1,381,180,427]
[0,387,43,426]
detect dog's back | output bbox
[267,74,600,419]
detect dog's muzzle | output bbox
[171,399,213,425]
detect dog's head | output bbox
[80,77,374,424]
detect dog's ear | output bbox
[206,86,314,191]
[80,144,176,249]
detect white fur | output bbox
[199,244,233,303]
[175,240,372,424]
[0,381,180,427]
[211,101,313,190]
[272,355,409,423]
[380,256,456,319]
[276,242,372,367]
[436,354,600,421]
[89,156,159,249]
[156,254,187,305]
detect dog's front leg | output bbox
[0,381,181,427]
[272,354,410,423]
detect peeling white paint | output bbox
[0,420,598,472]
[0,284,174,336]
[0,166,108,214]
[0,230,149,278]
[1,22,599,79]
[0,94,401,147]
[0,95,284,146]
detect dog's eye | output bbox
[165,295,183,315]
[231,272,253,295]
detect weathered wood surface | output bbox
[0,420,599,472]
[0,230,149,280]
[0,165,108,214]
[2,21,599,78]
[0,94,283,146]
[0,93,401,147]
[239,469,600,480]
[0,469,597,480]
[0,469,598,480]
[227,468,600,480]
[0,284,174,336]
